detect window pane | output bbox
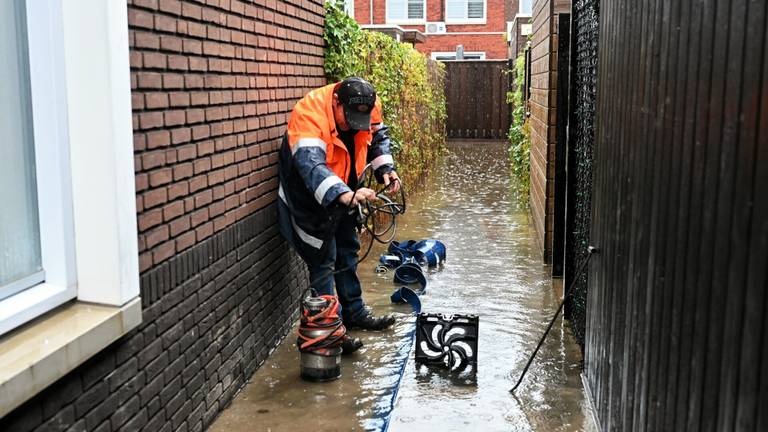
[0,0,43,299]
[468,1,484,18]
[520,0,533,14]
[446,0,465,19]
[407,0,423,19]
[387,0,406,20]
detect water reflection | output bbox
[209,141,595,432]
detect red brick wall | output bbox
[0,2,322,431]
[357,0,510,59]
[373,0,387,23]
[353,0,372,24]
[417,33,507,58]
[129,0,326,272]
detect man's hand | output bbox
[382,171,401,194]
[338,188,377,207]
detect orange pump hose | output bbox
[297,295,347,351]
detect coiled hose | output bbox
[296,295,346,352]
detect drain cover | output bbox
[415,313,478,371]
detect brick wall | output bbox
[355,0,510,59]
[506,0,521,22]
[353,0,371,24]
[528,0,569,263]
[0,0,323,430]
[509,16,531,60]
[417,34,509,59]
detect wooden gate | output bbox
[444,60,511,139]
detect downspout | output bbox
[370,0,374,24]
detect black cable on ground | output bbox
[510,245,600,394]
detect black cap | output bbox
[336,77,376,131]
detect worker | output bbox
[277,77,400,354]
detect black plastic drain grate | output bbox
[415,313,478,371]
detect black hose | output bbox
[510,246,600,394]
[299,168,406,301]
[330,166,406,276]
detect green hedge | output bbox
[508,53,531,206]
[323,0,446,188]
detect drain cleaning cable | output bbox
[301,166,407,300]
[331,167,407,276]
[510,245,600,394]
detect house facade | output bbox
[0,0,322,430]
[347,0,533,60]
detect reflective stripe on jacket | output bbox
[277,82,395,251]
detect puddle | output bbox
[210,141,596,432]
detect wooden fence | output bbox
[444,60,511,139]
[584,0,768,431]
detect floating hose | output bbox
[390,286,422,313]
[388,239,446,267]
[379,253,403,268]
[393,261,427,290]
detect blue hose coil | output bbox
[393,262,427,289]
[390,286,423,313]
[388,239,446,267]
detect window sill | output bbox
[386,19,426,25]
[0,298,141,418]
[445,19,487,25]
[0,283,76,336]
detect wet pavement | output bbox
[210,140,596,432]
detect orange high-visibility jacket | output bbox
[277,83,395,251]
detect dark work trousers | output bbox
[292,211,365,322]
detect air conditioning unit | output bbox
[425,22,447,34]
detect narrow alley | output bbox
[210,141,595,431]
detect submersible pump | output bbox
[296,295,346,382]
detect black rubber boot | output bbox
[340,335,363,355]
[345,312,396,331]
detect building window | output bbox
[0,0,140,336]
[344,0,354,18]
[0,0,79,336]
[446,0,486,23]
[520,0,533,15]
[1,0,44,303]
[386,0,425,23]
[431,51,486,61]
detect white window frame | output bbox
[0,0,140,336]
[344,0,354,18]
[431,51,487,60]
[386,0,426,25]
[445,0,487,25]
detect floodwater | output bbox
[210,141,597,432]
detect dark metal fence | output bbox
[552,13,571,280]
[444,60,511,139]
[585,0,768,430]
[563,0,600,349]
